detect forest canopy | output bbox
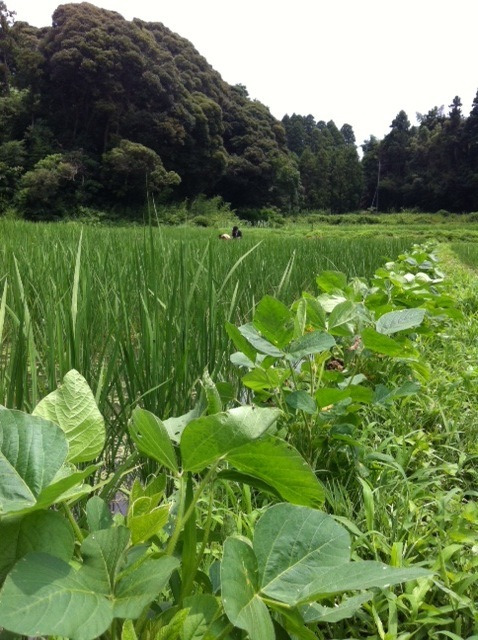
[1,1,477,219]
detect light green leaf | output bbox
[181,406,280,472]
[253,295,294,348]
[268,604,317,640]
[201,370,222,415]
[128,503,170,545]
[301,592,372,623]
[316,271,347,293]
[254,504,429,606]
[315,387,349,408]
[114,556,179,619]
[225,322,257,364]
[287,331,335,360]
[242,367,286,392]
[33,463,99,512]
[164,407,202,444]
[376,308,426,335]
[86,496,113,531]
[181,594,230,640]
[0,529,178,640]
[328,301,356,337]
[0,511,74,583]
[238,323,283,357]
[80,526,130,591]
[230,351,255,368]
[33,369,105,463]
[299,293,326,330]
[361,328,417,358]
[0,553,113,640]
[130,408,178,472]
[288,560,430,604]
[317,293,347,313]
[221,537,274,640]
[0,409,68,514]
[217,469,282,500]
[122,619,138,640]
[285,391,317,414]
[226,437,324,508]
[373,381,420,405]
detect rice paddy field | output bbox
[3,219,478,639]
[0,220,415,422]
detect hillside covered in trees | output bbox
[1,1,478,219]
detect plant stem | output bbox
[165,473,187,556]
[63,502,84,544]
[182,462,219,526]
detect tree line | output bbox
[0,1,477,219]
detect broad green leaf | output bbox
[316,271,347,293]
[148,608,189,640]
[164,407,202,444]
[376,308,426,335]
[361,328,417,358]
[285,391,317,414]
[181,406,280,472]
[0,529,178,640]
[268,603,317,640]
[255,504,350,602]
[238,323,283,357]
[285,560,430,604]
[217,470,282,500]
[317,293,347,313]
[253,295,294,348]
[86,496,113,531]
[242,367,287,392]
[373,381,420,405]
[226,437,324,508]
[287,331,335,360]
[34,463,99,510]
[301,592,372,623]
[221,537,274,640]
[114,556,179,619]
[327,300,357,337]
[347,385,374,404]
[181,594,229,640]
[130,408,178,472]
[230,351,255,368]
[0,511,74,583]
[33,369,105,463]
[201,370,222,415]
[80,526,130,590]
[0,552,113,640]
[122,619,138,640]
[225,322,257,364]
[300,293,326,329]
[0,409,67,514]
[128,503,170,544]
[254,504,429,606]
[315,387,349,408]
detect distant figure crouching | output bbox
[219,233,231,240]
[232,226,242,239]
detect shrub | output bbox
[191,215,211,227]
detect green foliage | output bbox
[0,236,477,637]
[102,140,180,206]
[0,369,428,640]
[227,243,456,468]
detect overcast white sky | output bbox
[8,0,478,147]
